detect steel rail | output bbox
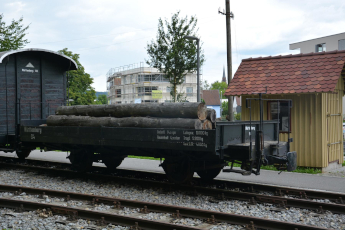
[0,156,344,213]
[0,185,327,230]
[0,197,198,230]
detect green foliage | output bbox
[146,11,205,102]
[96,94,108,104]
[210,81,228,99]
[221,101,228,116]
[128,155,163,160]
[0,14,30,52]
[235,113,241,120]
[201,80,210,90]
[58,48,96,105]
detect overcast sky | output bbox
[2,0,345,91]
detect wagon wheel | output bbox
[16,149,31,160]
[68,149,93,172]
[196,167,222,181]
[162,159,194,184]
[103,158,124,172]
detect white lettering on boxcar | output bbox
[24,127,42,134]
[157,130,165,134]
[183,131,194,135]
[196,131,208,136]
[157,135,169,140]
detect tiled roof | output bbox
[202,90,221,106]
[224,50,345,96]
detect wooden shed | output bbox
[224,50,345,171]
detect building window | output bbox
[315,43,326,52]
[137,86,158,96]
[339,39,345,51]
[143,100,158,103]
[138,74,168,83]
[268,101,291,132]
[116,89,121,98]
[186,87,193,97]
[166,87,172,93]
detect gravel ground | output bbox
[321,166,345,177]
[0,208,128,230]
[0,169,344,229]
[0,191,242,229]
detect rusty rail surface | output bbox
[0,185,328,230]
[0,156,345,215]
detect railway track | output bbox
[0,156,345,216]
[0,184,328,230]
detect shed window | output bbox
[268,101,291,132]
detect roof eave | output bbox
[0,48,78,70]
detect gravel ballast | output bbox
[0,169,344,229]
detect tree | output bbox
[0,14,30,52]
[210,81,228,99]
[146,11,205,102]
[58,48,96,105]
[221,101,228,116]
[96,94,108,104]
[201,80,210,90]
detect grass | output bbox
[343,161,345,167]
[128,155,163,161]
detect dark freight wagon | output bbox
[0,48,77,152]
[0,49,296,183]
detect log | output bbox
[201,120,213,130]
[206,109,216,123]
[47,115,209,130]
[56,103,207,120]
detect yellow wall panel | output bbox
[241,76,343,168]
[242,94,324,168]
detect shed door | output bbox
[327,92,342,163]
[17,54,42,121]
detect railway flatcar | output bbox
[0,48,297,183]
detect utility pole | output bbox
[219,0,234,121]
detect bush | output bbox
[221,101,228,116]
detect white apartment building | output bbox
[107,63,198,104]
[290,32,345,53]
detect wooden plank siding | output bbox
[323,76,344,166]
[241,76,344,168]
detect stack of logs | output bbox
[47,103,216,130]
